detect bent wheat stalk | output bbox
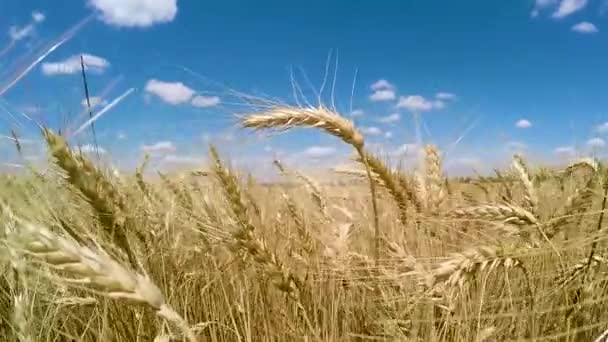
[241,105,381,264]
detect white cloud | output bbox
[587,137,605,148]
[191,95,221,108]
[88,0,178,27]
[597,122,608,133]
[552,0,588,18]
[371,79,394,91]
[384,131,393,139]
[79,144,107,154]
[141,141,176,154]
[362,126,383,136]
[303,146,336,158]
[369,89,396,102]
[397,95,436,112]
[435,92,456,101]
[515,119,532,129]
[554,146,576,157]
[81,96,108,109]
[32,11,45,23]
[117,132,127,140]
[572,22,598,33]
[41,54,110,75]
[351,109,364,117]
[145,79,194,105]
[379,113,400,123]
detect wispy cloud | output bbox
[384,131,393,139]
[141,141,177,154]
[554,146,576,158]
[435,92,457,101]
[531,0,558,17]
[597,122,608,133]
[392,143,420,157]
[362,126,383,136]
[397,95,442,112]
[145,79,194,105]
[369,79,396,102]
[507,141,527,152]
[191,95,221,108]
[587,137,605,148]
[88,0,178,27]
[41,54,110,75]
[379,113,400,123]
[8,11,45,42]
[350,109,364,117]
[571,21,598,33]
[515,119,532,129]
[81,96,108,109]
[552,0,588,18]
[303,145,336,158]
[162,154,204,165]
[32,11,45,23]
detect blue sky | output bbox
[1,0,608,176]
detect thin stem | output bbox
[356,146,380,267]
[586,168,608,268]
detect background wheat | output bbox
[1,107,608,341]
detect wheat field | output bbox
[2,105,608,341]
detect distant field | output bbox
[2,105,608,341]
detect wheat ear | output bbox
[43,129,138,269]
[209,146,302,298]
[8,217,196,342]
[512,154,538,216]
[424,144,445,212]
[358,152,409,225]
[427,245,524,289]
[450,203,540,227]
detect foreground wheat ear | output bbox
[6,213,197,342]
[240,105,383,263]
[42,128,138,269]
